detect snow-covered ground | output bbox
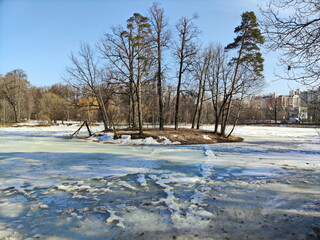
[0,124,319,239]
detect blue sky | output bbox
[0,0,303,94]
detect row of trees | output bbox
[0,69,292,127]
[0,71,70,123]
[62,4,265,137]
[3,1,316,135]
[1,68,316,125]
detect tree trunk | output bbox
[174,71,182,130]
[220,106,228,136]
[13,105,19,123]
[196,76,206,129]
[4,95,19,123]
[175,54,184,130]
[130,80,136,128]
[227,95,244,138]
[96,91,109,131]
[157,43,164,130]
[214,112,219,133]
[128,96,132,128]
[220,95,233,136]
[85,121,92,136]
[137,39,143,136]
[222,36,246,137]
[191,78,202,129]
[227,107,240,138]
[211,85,220,133]
[137,80,143,136]
[100,106,109,131]
[167,87,172,124]
[128,30,137,129]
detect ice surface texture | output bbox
[0,125,319,239]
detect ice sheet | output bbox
[0,124,319,239]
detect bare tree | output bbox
[260,0,320,87]
[223,11,264,136]
[0,69,30,122]
[149,3,171,130]
[191,47,212,129]
[206,43,264,136]
[64,43,112,131]
[99,13,152,135]
[174,15,199,130]
[99,26,137,128]
[207,44,234,134]
[225,67,264,137]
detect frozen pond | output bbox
[0,125,319,239]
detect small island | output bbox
[104,128,243,145]
[69,121,243,144]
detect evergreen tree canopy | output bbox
[225,11,265,77]
[126,13,151,51]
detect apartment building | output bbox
[248,88,319,122]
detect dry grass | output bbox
[109,128,243,145]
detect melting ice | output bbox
[0,124,319,239]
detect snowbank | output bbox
[92,133,181,145]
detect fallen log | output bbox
[67,121,92,139]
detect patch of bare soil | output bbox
[110,128,243,145]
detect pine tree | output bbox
[225,11,264,77]
[126,13,152,136]
[222,11,264,136]
[99,13,151,135]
